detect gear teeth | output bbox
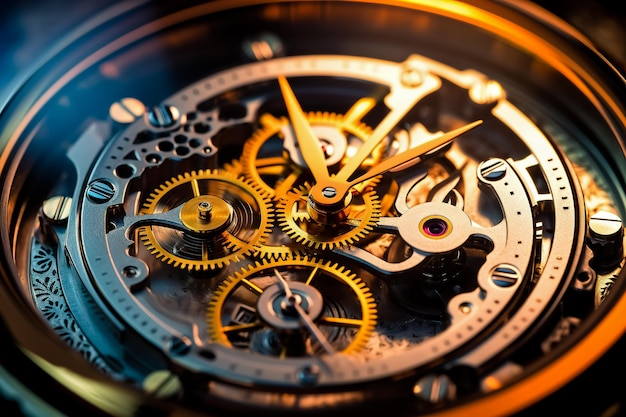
[241,110,376,197]
[256,244,305,260]
[138,169,274,271]
[206,255,377,354]
[223,236,244,251]
[240,115,290,197]
[223,159,244,175]
[276,183,381,250]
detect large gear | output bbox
[138,169,273,271]
[277,183,382,250]
[240,104,383,197]
[207,256,377,355]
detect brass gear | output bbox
[207,256,377,355]
[241,103,383,197]
[223,158,307,261]
[138,169,273,271]
[254,242,305,260]
[277,183,381,250]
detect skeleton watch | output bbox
[0,1,624,416]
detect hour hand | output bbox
[278,75,331,184]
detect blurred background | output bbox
[0,0,624,102]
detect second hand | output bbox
[273,269,335,355]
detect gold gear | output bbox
[254,242,305,260]
[207,256,377,355]
[240,105,383,197]
[224,154,304,260]
[277,183,381,250]
[138,169,273,271]
[222,158,244,176]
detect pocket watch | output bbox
[0,1,624,416]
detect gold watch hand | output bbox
[278,75,331,183]
[335,75,440,182]
[345,120,482,187]
[309,120,481,207]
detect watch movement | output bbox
[0,1,624,416]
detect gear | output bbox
[138,169,273,271]
[240,105,383,197]
[224,158,306,260]
[277,183,381,250]
[254,241,305,260]
[207,256,377,355]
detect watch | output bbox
[0,1,624,416]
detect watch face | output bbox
[0,1,624,416]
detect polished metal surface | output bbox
[0,1,624,416]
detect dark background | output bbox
[0,0,624,101]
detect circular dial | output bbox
[0,1,624,416]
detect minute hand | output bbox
[278,75,331,183]
[345,120,482,187]
[335,78,440,182]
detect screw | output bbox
[413,374,456,403]
[243,32,284,61]
[147,104,180,128]
[296,364,320,386]
[42,196,72,224]
[322,187,337,198]
[490,264,521,288]
[123,265,140,279]
[109,97,145,123]
[400,58,425,87]
[86,179,115,203]
[589,211,623,239]
[167,336,191,356]
[469,79,505,105]
[459,302,472,314]
[588,211,624,271]
[142,370,182,399]
[197,201,213,220]
[479,159,507,181]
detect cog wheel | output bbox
[254,241,305,260]
[138,169,273,271]
[207,256,377,355]
[225,157,306,261]
[240,103,383,197]
[222,158,244,176]
[277,183,381,250]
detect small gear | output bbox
[222,158,244,176]
[254,240,305,260]
[277,183,381,250]
[240,103,383,197]
[225,157,307,261]
[207,256,377,355]
[138,169,273,271]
